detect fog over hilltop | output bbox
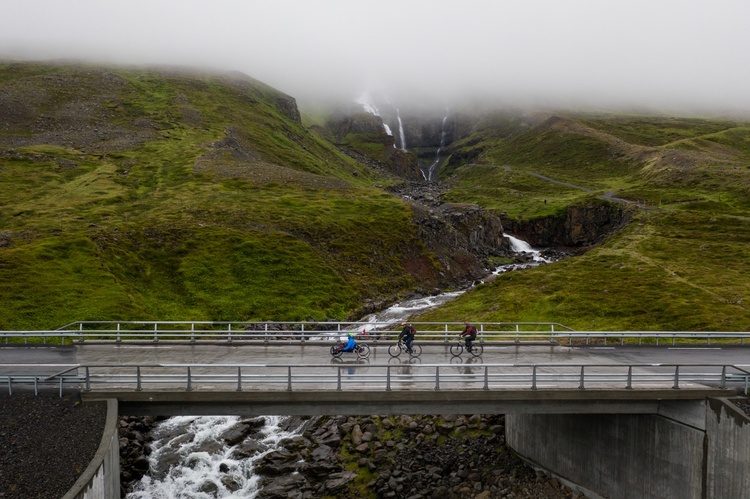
[2,0,749,115]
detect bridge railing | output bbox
[1,320,572,345]
[2,320,749,345]
[555,331,750,346]
[3,362,749,394]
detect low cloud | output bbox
[2,0,749,114]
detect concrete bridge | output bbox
[2,323,750,499]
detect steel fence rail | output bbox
[1,320,749,345]
[3,362,750,395]
[555,331,750,346]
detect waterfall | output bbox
[396,109,407,151]
[355,92,392,139]
[425,112,448,181]
[503,233,550,263]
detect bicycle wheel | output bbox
[449,343,463,357]
[469,343,483,357]
[388,343,402,357]
[409,344,422,357]
[357,343,370,359]
[330,345,343,358]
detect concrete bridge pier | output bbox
[505,397,750,499]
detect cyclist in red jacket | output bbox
[460,322,477,352]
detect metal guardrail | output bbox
[3,362,749,394]
[2,320,749,345]
[1,320,572,344]
[559,331,750,346]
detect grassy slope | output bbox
[423,113,750,330]
[0,63,420,329]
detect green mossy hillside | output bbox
[0,63,423,329]
[427,112,750,330]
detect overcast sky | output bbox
[2,0,749,113]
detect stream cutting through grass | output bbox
[125,234,551,498]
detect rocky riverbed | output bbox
[121,413,587,498]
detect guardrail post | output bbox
[337,367,342,391]
[483,366,489,390]
[264,323,269,343]
[515,324,520,344]
[707,335,711,346]
[6,377,11,395]
[59,376,63,397]
[136,367,142,392]
[579,366,585,389]
[116,324,121,343]
[78,323,84,343]
[237,367,242,392]
[85,367,90,391]
[153,323,159,343]
[190,323,196,343]
[444,324,449,343]
[287,367,292,391]
[531,366,537,390]
[626,366,633,389]
[186,367,192,391]
[300,324,305,343]
[720,366,726,389]
[673,366,680,389]
[386,365,391,391]
[435,366,440,390]
[227,324,232,343]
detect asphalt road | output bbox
[1,342,748,370]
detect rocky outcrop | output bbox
[505,200,632,248]
[328,112,390,140]
[393,200,511,292]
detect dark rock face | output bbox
[328,112,390,139]
[407,201,510,287]
[326,112,423,180]
[505,201,633,248]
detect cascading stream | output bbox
[127,415,301,498]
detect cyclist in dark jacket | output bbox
[460,322,477,351]
[398,322,416,353]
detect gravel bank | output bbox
[0,391,106,499]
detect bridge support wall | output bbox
[62,399,120,499]
[506,398,750,499]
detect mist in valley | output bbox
[2,0,749,118]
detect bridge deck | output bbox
[82,387,735,416]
